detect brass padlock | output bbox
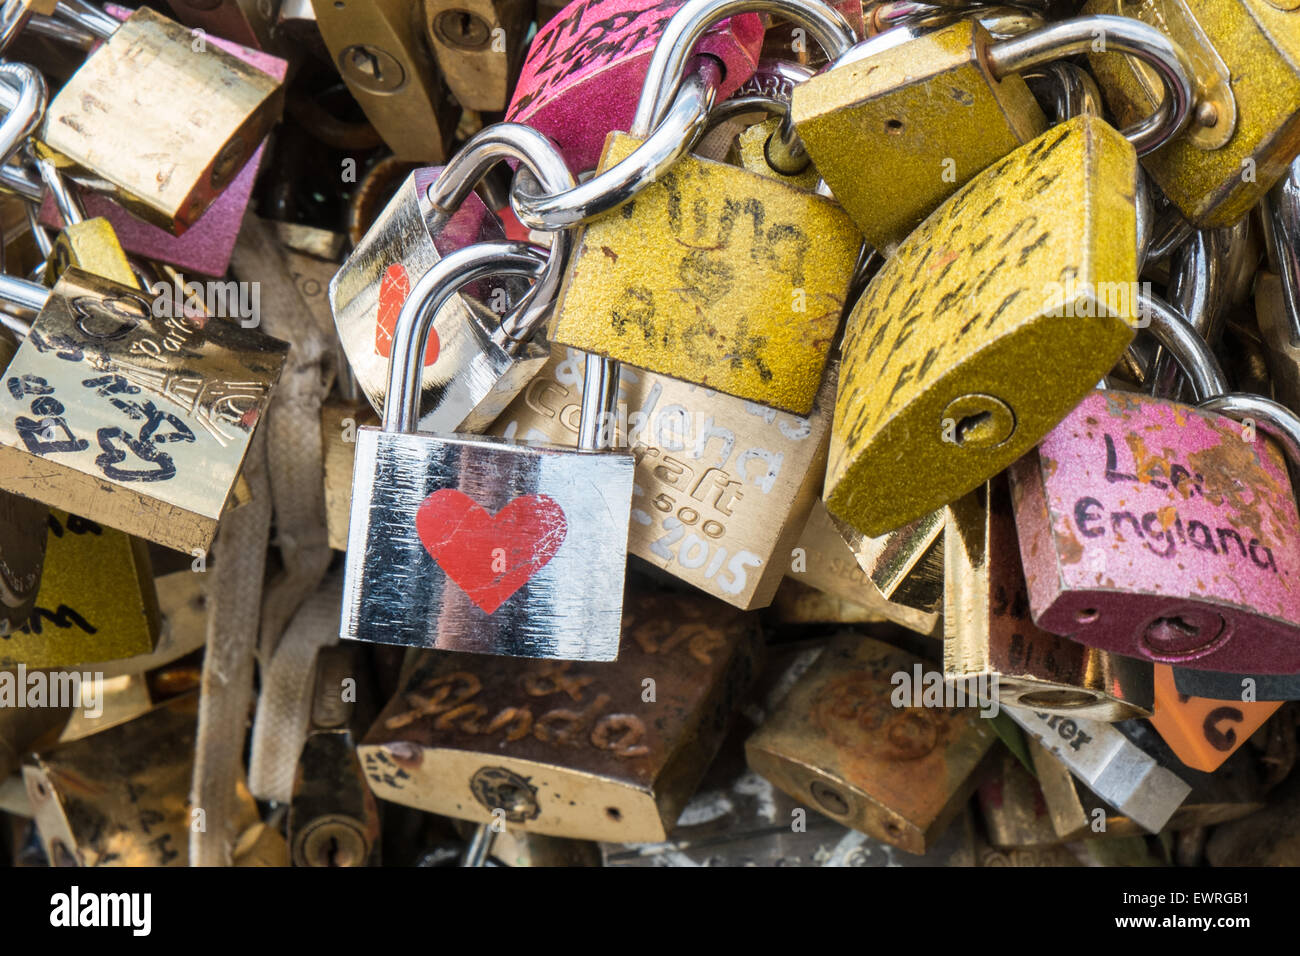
[791,14,1192,251]
[1084,0,1300,227]
[829,508,945,616]
[423,0,534,112]
[0,509,159,669]
[943,478,1154,721]
[358,589,763,842]
[746,632,997,854]
[310,0,457,161]
[33,153,139,289]
[33,5,285,232]
[489,348,836,610]
[0,268,288,554]
[825,114,1141,538]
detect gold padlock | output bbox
[825,114,1139,537]
[489,349,836,610]
[34,155,140,289]
[1084,0,1300,227]
[423,0,534,112]
[35,6,285,233]
[0,268,288,554]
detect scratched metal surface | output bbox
[343,429,634,659]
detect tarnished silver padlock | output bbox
[342,241,634,660]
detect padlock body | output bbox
[38,7,284,233]
[331,167,540,433]
[0,269,288,554]
[44,218,138,288]
[1010,390,1300,673]
[792,19,1048,251]
[490,349,834,609]
[506,0,765,173]
[343,428,634,659]
[1151,664,1280,771]
[826,115,1138,537]
[1084,0,1300,227]
[551,132,862,415]
[423,0,534,112]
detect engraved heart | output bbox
[415,489,567,614]
[375,263,439,366]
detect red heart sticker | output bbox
[375,263,439,366]
[415,489,568,614]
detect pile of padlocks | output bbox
[0,0,1297,869]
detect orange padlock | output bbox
[1149,665,1280,773]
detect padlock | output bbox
[23,693,263,866]
[505,0,765,174]
[27,4,285,233]
[165,0,279,50]
[1083,0,1300,228]
[0,267,288,554]
[1031,717,1263,837]
[357,588,763,842]
[341,243,634,660]
[790,13,1192,252]
[1003,704,1190,833]
[1173,665,1300,702]
[944,477,1154,721]
[1009,299,1300,673]
[1258,158,1300,411]
[787,499,941,634]
[489,349,836,610]
[330,126,571,432]
[288,645,382,867]
[826,114,1141,538]
[81,568,208,678]
[32,153,139,288]
[746,632,997,854]
[0,507,158,669]
[321,395,377,551]
[58,657,201,742]
[309,0,456,162]
[975,746,1062,850]
[423,0,534,113]
[829,508,944,615]
[1151,664,1282,771]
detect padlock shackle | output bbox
[425,123,576,351]
[577,353,621,452]
[0,273,48,334]
[630,0,857,139]
[870,2,1044,40]
[1022,61,1102,126]
[1262,157,1300,340]
[986,15,1194,155]
[0,62,45,170]
[382,241,548,435]
[510,58,721,231]
[32,151,84,227]
[1136,291,1228,401]
[709,58,813,128]
[53,0,119,41]
[1198,394,1300,475]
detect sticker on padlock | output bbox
[1084,0,1300,227]
[944,478,1155,721]
[790,13,1192,251]
[827,114,1140,538]
[1151,664,1281,771]
[0,268,288,554]
[31,4,285,232]
[489,348,835,610]
[357,589,763,843]
[745,633,998,854]
[505,0,765,173]
[341,243,634,660]
[0,508,158,669]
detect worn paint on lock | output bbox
[944,479,1154,721]
[36,7,285,233]
[0,510,159,670]
[1150,664,1281,772]
[1084,0,1300,227]
[506,0,765,172]
[358,591,763,842]
[552,133,862,415]
[329,167,540,433]
[1010,390,1300,674]
[0,269,288,554]
[791,19,1048,252]
[826,115,1139,538]
[489,349,833,610]
[745,634,997,854]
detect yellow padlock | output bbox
[825,114,1139,537]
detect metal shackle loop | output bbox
[53,0,119,40]
[986,15,1194,155]
[577,354,621,452]
[425,123,576,349]
[0,62,45,169]
[1262,156,1300,340]
[510,57,722,231]
[1134,290,1228,401]
[383,242,549,435]
[1198,394,1300,475]
[631,0,857,139]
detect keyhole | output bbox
[954,410,992,445]
[350,47,382,81]
[434,9,492,49]
[1138,610,1229,662]
[885,118,904,135]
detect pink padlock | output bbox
[506,0,765,173]
[38,5,288,276]
[1010,389,1300,674]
